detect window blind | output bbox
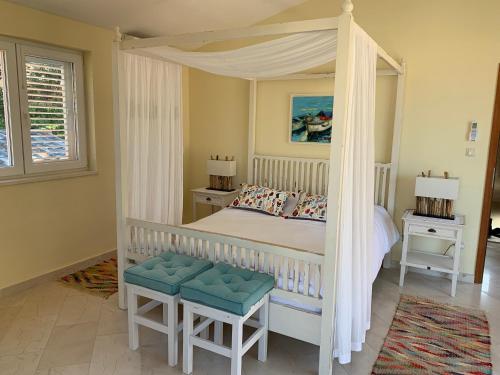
[25,57,75,163]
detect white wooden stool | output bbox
[182,295,269,375]
[124,251,213,367]
[126,283,180,366]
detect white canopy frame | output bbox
[112,1,405,373]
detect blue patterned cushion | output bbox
[124,252,213,295]
[180,262,274,316]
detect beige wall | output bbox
[0,1,116,289]
[188,0,500,276]
[255,77,396,162]
[186,69,249,221]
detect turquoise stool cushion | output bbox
[124,252,213,295]
[180,262,274,316]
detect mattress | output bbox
[183,205,399,313]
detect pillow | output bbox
[289,193,328,222]
[231,184,288,216]
[281,191,302,217]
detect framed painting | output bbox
[289,94,333,144]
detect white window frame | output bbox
[0,40,23,177]
[0,37,88,180]
[17,44,88,174]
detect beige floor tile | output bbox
[56,295,103,326]
[140,344,182,375]
[96,303,128,336]
[0,351,42,375]
[0,306,21,341]
[17,291,66,320]
[35,363,90,375]
[340,342,379,375]
[0,314,57,356]
[0,291,29,309]
[89,334,141,375]
[37,322,98,370]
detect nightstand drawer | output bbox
[195,193,224,206]
[408,224,456,239]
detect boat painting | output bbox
[290,95,333,144]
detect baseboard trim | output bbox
[0,249,117,298]
[389,260,474,284]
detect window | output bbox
[0,39,87,179]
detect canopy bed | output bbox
[112,1,406,373]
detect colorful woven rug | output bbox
[372,295,492,374]
[59,257,118,298]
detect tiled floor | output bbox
[0,253,499,375]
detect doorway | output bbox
[476,64,500,283]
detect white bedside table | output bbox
[191,188,239,221]
[399,209,465,297]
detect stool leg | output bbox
[183,305,194,375]
[231,320,243,375]
[127,286,139,350]
[167,300,178,367]
[258,296,269,362]
[214,321,223,345]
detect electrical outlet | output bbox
[466,148,475,157]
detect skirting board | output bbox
[390,260,474,284]
[0,249,117,298]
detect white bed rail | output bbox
[125,217,324,306]
[250,154,391,208]
[374,163,391,208]
[251,155,329,195]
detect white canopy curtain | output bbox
[119,52,183,224]
[333,25,377,364]
[143,30,337,79]
[119,25,376,363]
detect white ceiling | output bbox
[8,0,307,37]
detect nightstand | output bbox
[191,188,239,221]
[399,209,465,297]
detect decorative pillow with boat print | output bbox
[289,193,327,222]
[231,184,288,216]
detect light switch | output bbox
[466,148,475,157]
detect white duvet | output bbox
[183,206,399,313]
[184,205,399,283]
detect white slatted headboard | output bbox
[249,155,392,209]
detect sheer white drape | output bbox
[144,30,337,79]
[334,25,377,364]
[119,53,183,224]
[119,24,377,363]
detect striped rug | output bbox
[372,295,492,374]
[59,257,118,298]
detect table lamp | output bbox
[207,156,236,191]
[414,172,459,220]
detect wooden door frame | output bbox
[475,64,500,283]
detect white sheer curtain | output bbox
[334,25,377,364]
[119,25,377,362]
[144,30,337,79]
[119,53,183,224]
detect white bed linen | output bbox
[183,206,399,313]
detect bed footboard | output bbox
[123,217,325,344]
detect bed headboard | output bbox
[248,154,392,209]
